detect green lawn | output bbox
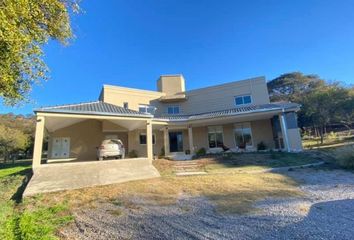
[303,136,354,149]
[0,162,73,240]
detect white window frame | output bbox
[207,126,224,149]
[139,133,156,145]
[234,95,252,106]
[233,122,254,148]
[138,104,156,114]
[167,105,180,114]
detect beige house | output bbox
[32,75,302,167]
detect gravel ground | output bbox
[61,168,354,240]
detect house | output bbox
[32,75,302,167]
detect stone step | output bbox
[176,172,207,176]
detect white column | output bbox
[163,127,170,156]
[188,125,194,155]
[279,113,290,152]
[33,115,45,168]
[146,120,153,160]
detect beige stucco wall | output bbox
[101,76,270,117]
[251,119,275,149]
[48,120,129,161]
[190,119,275,152]
[47,118,280,161]
[157,75,186,96]
[102,85,164,112]
[128,129,164,157]
[48,120,104,160]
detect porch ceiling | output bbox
[44,116,148,132]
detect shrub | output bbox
[158,147,165,158]
[196,147,206,156]
[257,141,267,151]
[327,131,338,140]
[128,150,138,158]
[333,145,354,169]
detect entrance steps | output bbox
[173,160,207,176]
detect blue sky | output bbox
[2,0,354,114]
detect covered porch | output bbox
[159,103,303,159]
[32,102,162,168]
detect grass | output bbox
[0,161,73,240]
[303,135,354,149]
[40,165,301,215]
[180,151,323,174]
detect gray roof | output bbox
[35,101,152,118]
[35,101,299,122]
[157,102,300,121]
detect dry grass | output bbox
[35,171,301,215]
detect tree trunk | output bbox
[320,126,324,144]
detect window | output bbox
[167,106,180,114]
[235,95,252,106]
[208,126,224,148]
[139,133,156,145]
[234,123,253,148]
[138,104,156,114]
[123,102,128,109]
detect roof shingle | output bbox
[35,101,152,118]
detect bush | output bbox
[333,145,354,169]
[128,150,138,158]
[257,141,267,151]
[158,147,165,158]
[196,147,206,156]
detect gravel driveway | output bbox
[61,168,354,240]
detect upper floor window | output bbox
[235,95,252,106]
[167,106,180,114]
[139,104,156,114]
[123,102,129,109]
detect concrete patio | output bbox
[23,158,160,196]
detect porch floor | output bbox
[24,158,160,196]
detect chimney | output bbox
[157,74,185,96]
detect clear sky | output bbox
[2,0,354,115]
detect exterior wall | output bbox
[192,126,209,150]
[191,119,275,152]
[154,76,270,116]
[48,120,104,161]
[102,85,164,112]
[128,129,164,157]
[250,119,275,149]
[101,76,270,117]
[48,120,130,161]
[157,75,185,95]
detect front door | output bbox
[169,132,183,152]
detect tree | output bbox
[267,72,325,102]
[301,84,350,143]
[0,124,29,162]
[0,0,79,105]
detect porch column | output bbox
[163,127,170,156]
[33,115,45,168]
[279,112,290,152]
[146,120,153,160]
[188,126,194,155]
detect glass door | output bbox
[169,132,183,152]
